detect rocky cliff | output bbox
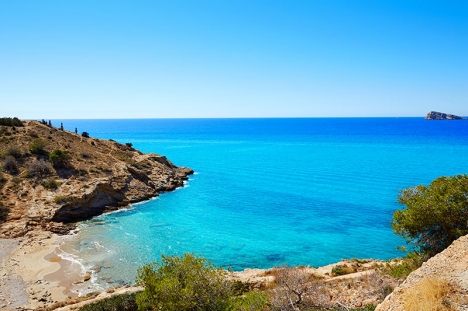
[0,120,193,237]
[376,235,468,311]
[425,111,467,120]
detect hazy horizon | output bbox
[22,114,468,121]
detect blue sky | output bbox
[1,1,467,118]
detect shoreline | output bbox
[0,231,66,310]
[0,229,399,310]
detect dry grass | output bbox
[402,277,455,311]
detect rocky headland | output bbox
[425,111,467,120]
[0,119,193,238]
[0,119,194,310]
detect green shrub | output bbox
[331,265,354,276]
[392,174,468,258]
[49,149,71,168]
[136,254,234,311]
[0,117,23,127]
[29,138,47,155]
[78,292,138,311]
[54,195,69,204]
[381,253,423,279]
[76,167,89,176]
[2,147,22,159]
[230,291,269,311]
[43,178,61,189]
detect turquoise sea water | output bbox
[55,118,468,290]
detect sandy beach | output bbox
[0,231,85,310]
[1,229,395,311]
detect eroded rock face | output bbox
[50,158,192,225]
[376,235,468,311]
[425,111,466,120]
[0,121,193,237]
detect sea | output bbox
[52,118,468,292]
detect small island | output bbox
[425,111,467,120]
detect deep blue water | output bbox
[54,118,468,288]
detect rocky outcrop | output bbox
[425,111,466,120]
[376,235,468,311]
[0,120,193,237]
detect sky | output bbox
[1,0,467,118]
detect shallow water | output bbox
[54,118,468,291]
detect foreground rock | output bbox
[425,111,467,120]
[0,120,193,237]
[376,235,468,311]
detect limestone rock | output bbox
[376,235,468,311]
[0,120,193,238]
[425,111,466,120]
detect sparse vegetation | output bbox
[81,151,91,158]
[54,195,70,204]
[0,201,9,221]
[402,277,454,311]
[76,167,89,176]
[29,138,47,155]
[0,117,23,127]
[268,267,328,311]
[49,149,71,168]
[3,156,18,174]
[0,173,7,189]
[381,253,423,279]
[2,147,22,159]
[78,292,139,311]
[28,130,39,138]
[43,178,61,189]
[27,160,53,178]
[331,264,355,276]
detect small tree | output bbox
[136,254,233,311]
[392,174,468,258]
[269,267,329,311]
[27,160,53,178]
[29,138,47,155]
[49,149,71,168]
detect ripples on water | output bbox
[55,118,468,291]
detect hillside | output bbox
[376,235,468,311]
[0,119,193,238]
